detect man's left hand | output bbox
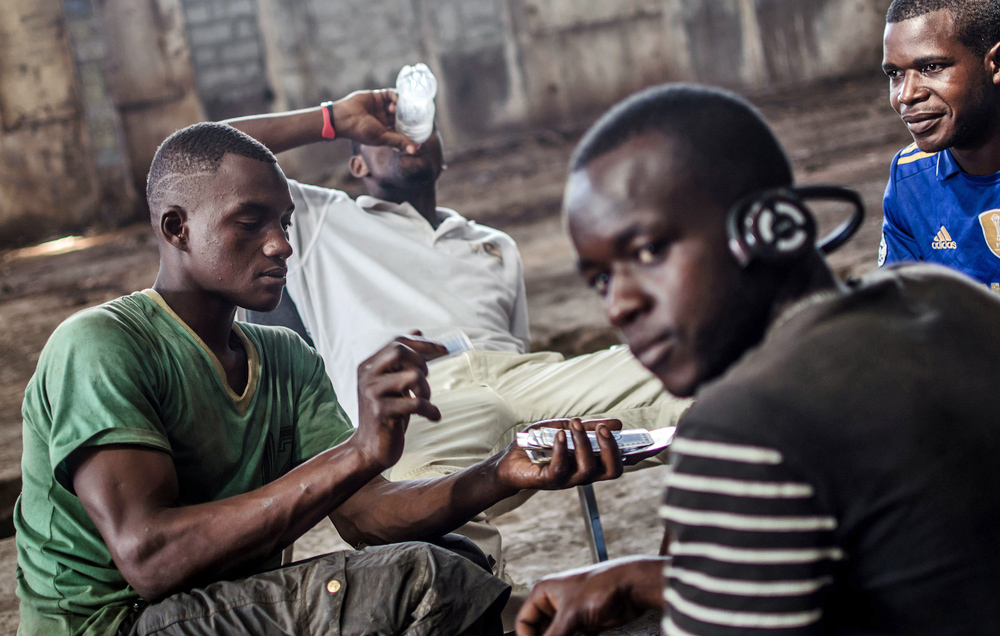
[331,89,419,154]
[497,418,624,491]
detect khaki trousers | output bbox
[385,345,691,579]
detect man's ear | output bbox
[159,205,190,251]
[986,40,1000,85]
[349,155,370,178]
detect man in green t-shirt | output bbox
[14,90,626,636]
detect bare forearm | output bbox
[335,454,519,546]
[225,96,394,155]
[614,557,669,609]
[340,419,630,545]
[225,107,325,154]
[100,445,380,599]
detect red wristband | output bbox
[320,101,336,140]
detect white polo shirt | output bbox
[284,180,529,424]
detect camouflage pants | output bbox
[120,541,510,636]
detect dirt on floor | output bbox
[0,71,912,627]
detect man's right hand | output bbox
[350,335,447,472]
[515,557,666,636]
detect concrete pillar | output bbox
[97,0,205,197]
[178,0,273,120]
[508,0,687,128]
[63,0,139,229]
[0,0,100,244]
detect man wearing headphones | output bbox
[514,84,1000,636]
[880,0,1000,293]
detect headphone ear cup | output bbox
[726,199,755,267]
[727,190,817,265]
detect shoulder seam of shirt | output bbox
[892,154,938,181]
[896,149,937,166]
[892,142,937,169]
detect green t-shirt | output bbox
[14,290,354,636]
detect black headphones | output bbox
[726,185,865,267]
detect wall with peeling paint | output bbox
[0,0,102,243]
[245,0,891,182]
[0,0,203,245]
[1,0,892,244]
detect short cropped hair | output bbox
[146,122,276,213]
[887,0,1000,57]
[570,84,793,208]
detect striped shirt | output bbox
[659,266,1000,635]
[660,436,840,636]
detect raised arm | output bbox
[225,90,419,155]
[73,333,625,601]
[70,334,445,601]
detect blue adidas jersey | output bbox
[881,143,1000,293]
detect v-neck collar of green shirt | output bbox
[142,289,260,415]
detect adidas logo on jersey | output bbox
[931,226,957,249]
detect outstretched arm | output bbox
[73,332,626,600]
[330,417,625,546]
[70,335,444,601]
[515,557,667,636]
[225,90,419,155]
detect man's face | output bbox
[182,153,294,312]
[883,10,996,153]
[359,129,444,188]
[566,134,773,398]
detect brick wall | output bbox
[0,0,895,242]
[0,0,98,243]
[259,0,425,108]
[62,0,137,224]
[252,0,892,155]
[180,0,271,119]
[252,0,521,183]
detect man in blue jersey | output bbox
[880,0,1000,291]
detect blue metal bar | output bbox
[577,484,608,562]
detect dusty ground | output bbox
[0,72,912,628]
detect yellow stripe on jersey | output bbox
[898,150,937,165]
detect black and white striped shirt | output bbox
[661,434,840,635]
[659,267,1000,635]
